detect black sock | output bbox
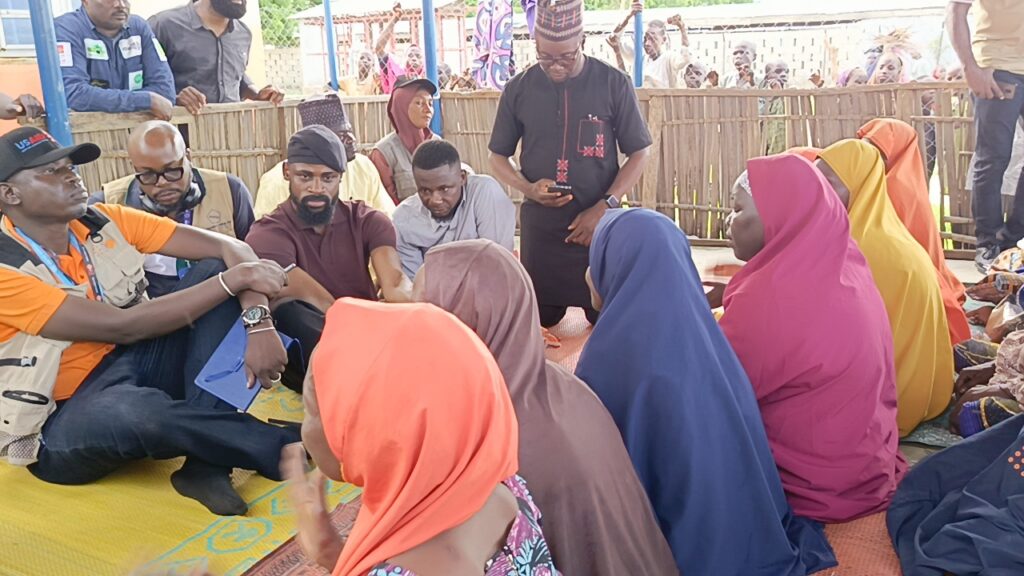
[170,459,248,516]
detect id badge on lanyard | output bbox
[177,210,195,279]
[17,227,105,302]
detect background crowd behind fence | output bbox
[51,81,977,256]
[259,0,955,96]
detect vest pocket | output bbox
[0,390,52,437]
[0,336,66,438]
[90,241,149,308]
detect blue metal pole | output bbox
[422,0,442,136]
[28,0,72,146]
[324,0,339,90]
[632,12,643,89]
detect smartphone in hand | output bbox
[548,184,572,197]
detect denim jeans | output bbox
[972,70,1024,250]
[29,259,299,485]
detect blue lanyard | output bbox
[16,227,104,302]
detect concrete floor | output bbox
[690,246,984,286]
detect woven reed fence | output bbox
[47,82,977,255]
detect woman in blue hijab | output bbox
[576,208,836,575]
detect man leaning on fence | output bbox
[948,0,1024,272]
[722,40,760,89]
[54,0,176,119]
[93,121,256,298]
[607,2,691,89]
[149,0,283,114]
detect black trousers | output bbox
[539,305,599,328]
[273,299,325,393]
[29,260,299,485]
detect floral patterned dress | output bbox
[367,475,559,576]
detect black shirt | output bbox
[488,58,651,308]
[489,58,652,209]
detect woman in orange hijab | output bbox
[858,118,971,345]
[284,298,560,576]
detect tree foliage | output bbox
[262,0,320,47]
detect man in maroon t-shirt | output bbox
[246,126,411,391]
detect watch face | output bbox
[243,307,264,324]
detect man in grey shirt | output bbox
[149,0,282,114]
[394,140,516,278]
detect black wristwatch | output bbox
[604,195,621,209]
[241,304,273,329]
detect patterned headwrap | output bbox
[535,0,583,42]
[735,170,752,195]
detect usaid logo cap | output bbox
[0,127,100,182]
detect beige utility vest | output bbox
[0,208,148,465]
[374,132,439,201]
[102,168,238,238]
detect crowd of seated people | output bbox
[0,105,1019,576]
[2,1,1023,575]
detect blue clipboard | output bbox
[195,319,300,412]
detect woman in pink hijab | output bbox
[720,153,906,523]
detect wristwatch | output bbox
[604,195,621,209]
[241,304,273,329]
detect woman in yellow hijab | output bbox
[817,140,954,436]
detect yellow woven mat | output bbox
[0,384,359,576]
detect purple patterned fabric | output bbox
[367,475,559,576]
[522,0,536,35]
[472,0,516,89]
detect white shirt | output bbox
[617,36,691,88]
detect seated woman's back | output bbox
[857,118,970,346]
[417,240,677,575]
[818,140,955,435]
[720,154,905,523]
[304,299,559,576]
[575,209,836,576]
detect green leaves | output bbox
[262,0,321,48]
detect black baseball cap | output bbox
[0,127,101,182]
[394,76,438,95]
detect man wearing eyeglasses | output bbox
[488,0,652,328]
[95,121,254,297]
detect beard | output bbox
[210,0,247,20]
[293,194,336,226]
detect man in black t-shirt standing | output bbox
[488,0,652,328]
